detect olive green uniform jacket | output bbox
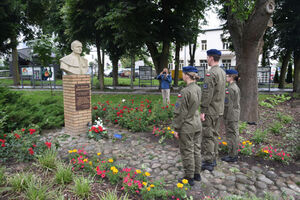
[201,65,226,163]
[224,82,241,157]
[172,82,202,178]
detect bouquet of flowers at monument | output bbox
[87,117,108,141]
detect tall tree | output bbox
[63,0,107,90]
[272,0,300,92]
[219,0,275,123]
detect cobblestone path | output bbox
[41,127,300,199]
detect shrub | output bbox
[87,117,108,141]
[277,112,293,124]
[152,126,175,144]
[8,172,36,192]
[25,179,48,200]
[72,176,91,199]
[269,121,284,135]
[258,145,292,164]
[98,188,130,200]
[55,163,73,184]
[37,148,57,170]
[238,140,254,155]
[0,166,5,185]
[251,129,268,144]
[239,121,248,134]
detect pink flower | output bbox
[121,187,124,190]
[136,190,139,194]
[101,174,105,178]
[128,182,132,187]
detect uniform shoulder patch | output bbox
[205,73,211,77]
[178,94,182,98]
[175,102,180,108]
[203,83,208,89]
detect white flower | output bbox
[122,99,126,102]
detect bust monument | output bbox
[60,40,88,75]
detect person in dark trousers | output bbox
[173,66,202,186]
[157,68,172,105]
[222,69,240,162]
[200,49,226,172]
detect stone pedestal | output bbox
[63,75,92,135]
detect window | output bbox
[168,63,174,70]
[92,54,94,59]
[201,40,207,50]
[188,60,195,66]
[200,60,208,69]
[223,42,230,50]
[222,59,231,68]
[179,60,184,70]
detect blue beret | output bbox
[207,49,221,56]
[182,66,198,73]
[226,69,238,75]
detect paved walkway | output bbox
[41,127,300,199]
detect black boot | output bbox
[221,156,238,162]
[194,174,201,181]
[178,177,195,186]
[201,162,214,172]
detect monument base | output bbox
[63,75,92,135]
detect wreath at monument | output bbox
[87,117,108,141]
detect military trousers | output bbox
[201,115,221,163]
[225,120,239,157]
[179,130,202,178]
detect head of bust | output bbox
[71,40,83,55]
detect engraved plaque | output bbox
[75,83,90,110]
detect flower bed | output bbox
[92,99,174,132]
[68,148,190,200]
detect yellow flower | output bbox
[218,137,221,140]
[83,158,88,162]
[185,187,188,190]
[264,150,269,154]
[182,179,188,184]
[68,150,73,153]
[89,161,92,166]
[73,149,77,153]
[144,172,150,177]
[167,127,171,130]
[177,183,183,188]
[246,140,250,143]
[142,182,148,186]
[108,158,114,163]
[113,169,118,174]
[222,141,227,146]
[150,184,155,188]
[111,166,116,171]
[97,152,101,156]
[171,131,174,134]
[147,187,151,191]
[136,169,141,174]
[242,141,246,145]
[249,142,252,145]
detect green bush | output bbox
[0,166,5,185]
[239,121,248,134]
[55,163,73,184]
[8,172,36,192]
[269,121,284,135]
[0,87,64,133]
[72,176,91,199]
[37,149,58,170]
[251,129,268,144]
[277,112,293,124]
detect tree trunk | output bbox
[189,37,197,66]
[293,50,300,93]
[96,40,104,91]
[278,49,292,89]
[146,41,170,74]
[112,58,118,87]
[227,0,275,123]
[130,54,135,89]
[12,36,20,86]
[174,42,180,86]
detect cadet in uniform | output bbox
[222,69,240,162]
[200,49,226,171]
[173,66,202,186]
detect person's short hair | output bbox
[71,40,82,50]
[184,72,200,80]
[210,55,221,62]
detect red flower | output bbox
[28,148,34,155]
[120,115,123,118]
[93,106,98,110]
[45,142,52,149]
[29,129,36,135]
[149,109,152,113]
[3,134,6,138]
[98,126,103,132]
[22,129,25,132]
[32,144,36,147]
[14,133,20,139]
[115,119,118,123]
[103,108,106,111]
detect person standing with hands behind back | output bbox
[222,69,240,162]
[157,68,172,105]
[173,66,202,186]
[201,49,226,172]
